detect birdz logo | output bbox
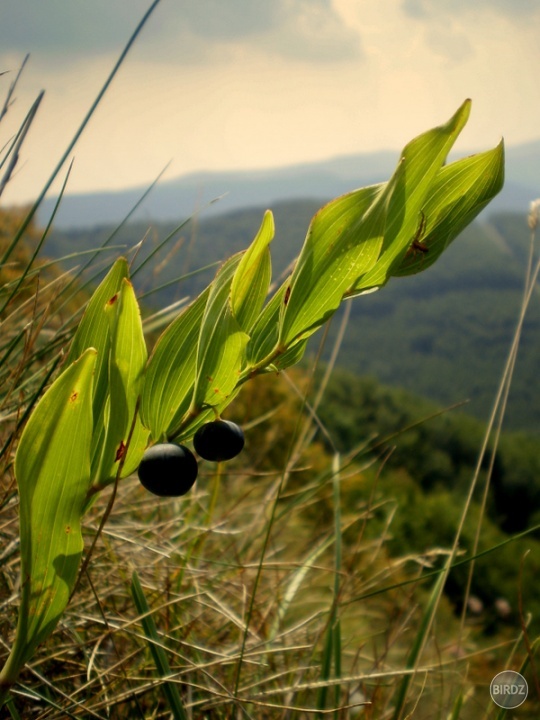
[490,671,528,709]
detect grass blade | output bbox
[317,453,343,718]
[391,568,447,720]
[130,571,189,720]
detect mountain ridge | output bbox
[38,138,540,229]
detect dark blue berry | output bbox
[193,420,245,462]
[138,443,198,496]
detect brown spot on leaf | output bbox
[115,441,127,462]
[69,392,78,403]
[284,286,291,306]
[65,526,71,534]
[107,293,119,306]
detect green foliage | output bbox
[316,367,540,529]
[377,479,540,630]
[190,254,248,411]
[0,349,96,687]
[278,183,383,347]
[97,278,149,484]
[230,209,274,332]
[140,287,210,441]
[66,259,149,488]
[1,102,504,703]
[323,215,540,432]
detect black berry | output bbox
[193,420,245,462]
[137,443,198,497]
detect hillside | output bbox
[47,202,540,433]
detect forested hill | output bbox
[47,201,540,433]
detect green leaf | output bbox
[278,182,384,348]
[230,209,274,332]
[191,254,250,410]
[245,282,289,369]
[66,258,129,423]
[141,255,248,442]
[93,279,149,486]
[393,140,505,277]
[272,337,309,371]
[351,99,472,293]
[140,287,210,442]
[0,349,96,684]
[66,258,130,480]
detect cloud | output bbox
[0,2,151,58]
[0,0,361,67]
[402,0,540,21]
[260,0,362,62]
[399,0,540,63]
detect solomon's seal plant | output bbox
[0,100,504,702]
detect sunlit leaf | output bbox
[66,257,128,421]
[140,287,210,442]
[231,210,274,332]
[393,140,505,276]
[278,183,384,349]
[350,99,472,293]
[0,349,96,684]
[141,256,248,442]
[245,282,289,369]
[93,279,149,486]
[66,258,130,478]
[272,337,309,371]
[191,255,249,410]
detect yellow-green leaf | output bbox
[191,255,249,410]
[272,337,309,371]
[140,287,210,442]
[94,279,149,486]
[278,182,384,349]
[245,282,289,369]
[231,209,274,332]
[351,99,472,293]
[0,349,96,684]
[66,258,129,423]
[393,140,505,277]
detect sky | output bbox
[1,0,540,205]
